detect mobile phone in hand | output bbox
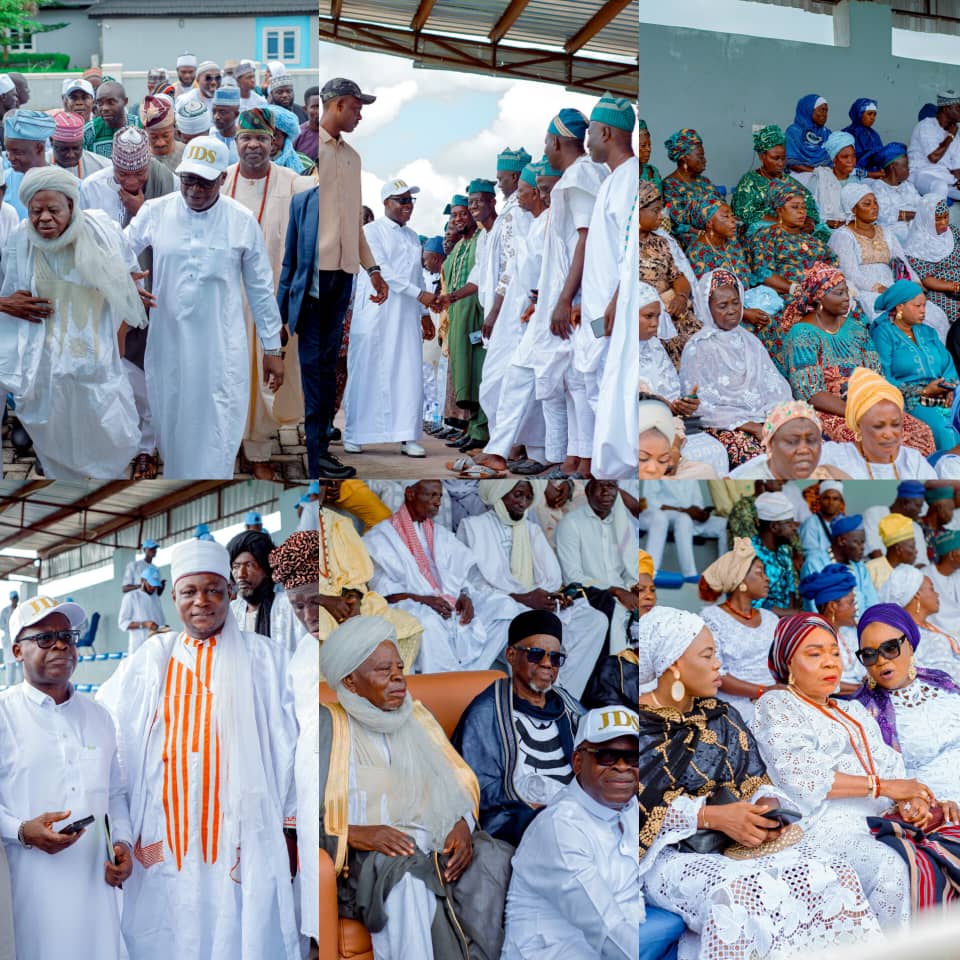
[590,317,606,338]
[59,814,95,835]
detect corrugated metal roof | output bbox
[319,0,638,96]
[87,0,316,16]
[0,479,286,582]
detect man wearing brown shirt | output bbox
[307,77,388,477]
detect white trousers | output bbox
[913,167,960,200]
[370,873,436,960]
[641,510,728,577]
[123,358,157,456]
[485,362,547,462]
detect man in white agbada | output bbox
[318,615,483,960]
[123,136,284,478]
[0,596,134,960]
[908,91,960,199]
[344,178,436,457]
[477,158,545,456]
[501,706,640,960]
[0,592,20,686]
[478,110,607,476]
[364,480,502,673]
[0,166,146,479]
[576,95,638,406]
[455,480,607,698]
[117,564,165,655]
[96,538,300,960]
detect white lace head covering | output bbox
[639,280,676,340]
[903,194,954,264]
[878,564,925,608]
[841,181,875,221]
[638,607,707,694]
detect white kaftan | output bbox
[501,778,639,960]
[96,626,300,960]
[123,194,282,478]
[873,178,921,244]
[751,690,912,927]
[345,216,426,445]
[0,683,132,960]
[576,156,639,380]
[455,510,607,697]
[923,561,960,636]
[908,117,960,197]
[699,605,779,725]
[819,441,937,479]
[229,589,302,656]
[363,517,501,673]
[118,587,165,655]
[469,190,518,314]
[0,210,142,479]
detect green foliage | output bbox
[0,0,67,68]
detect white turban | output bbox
[170,538,230,586]
[842,182,875,221]
[638,400,676,445]
[0,75,13,95]
[756,491,796,522]
[176,53,197,68]
[638,607,707,694]
[320,615,397,689]
[820,481,844,495]
[479,480,534,589]
[878,564,925,608]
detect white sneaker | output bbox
[401,441,426,458]
[343,441,363,453]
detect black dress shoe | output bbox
[314,453,357,479]
[445,433,467,447]
[327,427,342,444]
[455,435,480,451]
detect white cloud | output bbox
[360,159,462,237]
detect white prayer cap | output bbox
[755,491,796,522]
[62,78,94,98]
[177,53,197,68]
[637,607,706,694]
[878,564,925,608]
[380,177,420,202]
[9,595,86,642]
[170,538,230,587]
[0,75,13,95]
[574,707,639,748]
[197,60,220,75]
[820,481,844,495]
[267,60,286,77]
[320,615,397,689]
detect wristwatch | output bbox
[263,348,282,357]
[366,264,382,276]
[18,822,32,848]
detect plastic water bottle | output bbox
[430,400,442,431]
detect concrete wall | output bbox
[32,9,100,69]
[639,0,960,192]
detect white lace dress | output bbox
[915,625,960,680]
[700,606,780,725]
[641,794,882,959]
[885,680,960,800]
[750,690,911,928]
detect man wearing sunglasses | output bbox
[343,178,436,459]
[0,596,133,959]
[453,610,584,847]
[501,706,641,959]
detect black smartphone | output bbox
[59,814,95,835]
[762,807,802,828]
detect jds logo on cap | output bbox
[186,144,218,164]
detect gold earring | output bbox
[895,308,903,322]
[670,667,686,702]
[788,669,795,687]
[738,583,748,592]
[915,599,922,614]
[908,662,917,682]
[866,674,877,689]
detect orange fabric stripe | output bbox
[191,650,202,753]
[212,729,220,862]
[180,666,193,862]
[161,659,175,856]
[201,685,212,861]
[170,661,183,870]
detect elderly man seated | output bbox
[456,480,607,697]
[500,706,641,959]
[365,480,501,673]
[452,610,584,846]
[319,616,510,960]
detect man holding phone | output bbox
[0,596,133,959]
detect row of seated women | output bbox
[639,539,960,960]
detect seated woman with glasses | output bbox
[639,607,882,957]
[852,603,960,809]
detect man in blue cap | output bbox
[580,95,637,443]
[195,522,215,541]
[123,539,161,594]
[476,110,608,478]
[245,510,264,532]
[3,109,54,218]
[118,563,166,654]
[863,480,928,562]
[0,590,19,685]
[209,84,241,163]
[801,514,879,618]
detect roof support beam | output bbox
[565,0,632,53]
[410,0,438,32]
[331,0,343,21]
[489,0,531,43]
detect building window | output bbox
[263,26,299,65]
[4,29,36,54]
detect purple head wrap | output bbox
[853,603,960,750]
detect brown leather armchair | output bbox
[317,670,506,960]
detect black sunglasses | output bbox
[855,635,906,666]
[20,630,80,649]
[579,747,640,768]
[390,196,416,205]
[518,646,566,668]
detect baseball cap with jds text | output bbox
[9,596,86,643]
[574,707,640,748]
[321,78,376,105]
[175,136,229,180]
[380,178,420,202]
